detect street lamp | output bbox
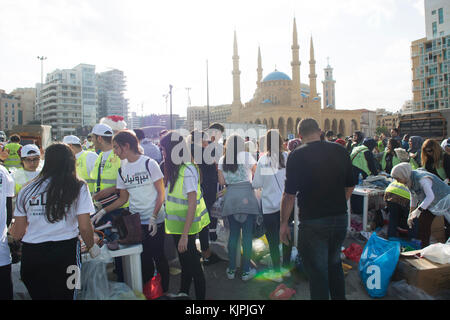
[169,85,173,130]
[37,56,47,125]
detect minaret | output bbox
[257,46,263,88]
[232,31,242,106]
[291,18,301,103]
[309,36,318,99]
[322,57,336,109]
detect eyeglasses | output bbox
[24,157,40,163]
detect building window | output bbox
[432,22,437,37]
[432,10,436,15]
[438,8,444,24]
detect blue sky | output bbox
[0,0,425,117]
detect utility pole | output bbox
[37,56,47,125]
[206,60,210,128]
[169,85,173,130]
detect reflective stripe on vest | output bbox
[76,152,95,193]
[4,143,22,168]
[90,150,128,208]
[165,163,210,235]
[385,181,410,200]
[351,145,371,176]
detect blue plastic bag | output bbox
[359,232,400,298]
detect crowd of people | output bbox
[0,118,449,301]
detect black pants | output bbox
[141,223,170,292]
[21,238,80,300]
[263,211,294,271]
[0,264,13,300]
[172,234,205,300]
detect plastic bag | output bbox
[420,243,450,264]
[343,243,363,263]
[387,280,434,300]
[429,194,450,223]
[109,282,143,300]
[269,284,296,300]
[359,232,400,298]
[210,196,225,219]
[143,273,164,300]
[78,259,110,300]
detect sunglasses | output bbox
[24,157,40,163]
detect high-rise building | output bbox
[411,0,449,111]
[425,0,450,39]
[73,64,98,127]
[96,69,128,123]
[37,68,83,140]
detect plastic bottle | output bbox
[358,173,363,185]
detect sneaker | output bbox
[226,268,236,280]
[241,268,257,281]
[263,270,283,283]
[166,292,190,299]
[203,252,223,266]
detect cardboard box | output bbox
[430,216,446,244]
[393,250,450,296]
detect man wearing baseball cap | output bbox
[89,124,128,227]
[12,144,41,195]
[63,135,98,193]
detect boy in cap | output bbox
[63,135,98,193]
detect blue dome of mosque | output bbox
[262,70,291,82]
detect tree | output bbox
[376,126,389,136]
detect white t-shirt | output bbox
[14,180,95,244]
[116,156,165,224]
[0,166,15,266]
[218,151,257,184]
[76,150,98,176]
[252,152,287,214]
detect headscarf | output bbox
[288,138,302,152]
[409,136,423,166]
[362,138,376,152]
[409,136,423,153]
[394,148,410,163]
[354,131,364,145]
[391,163,412,187]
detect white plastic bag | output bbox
[420,243,450,264]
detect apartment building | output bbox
[0,89,24,131]
[10,88,36,125]
[411,0,449,112]
[97,69,129,123]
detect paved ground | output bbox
[164,228,394,301]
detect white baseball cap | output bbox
[63,135,81,145]
[20,144,41,158]
[91,123,114,137]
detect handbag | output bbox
[112,209,143,245]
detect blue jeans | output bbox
[298,215,348,300]
[227,214,255,273]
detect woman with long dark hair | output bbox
[252,130,290,282]
[218,134,259,281]
[160,131,210,300]
[380,138,401,174]
[408,136,424,169]
[103,130,169,299]
[10,143,98,300]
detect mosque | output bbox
[228,18,362,138]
